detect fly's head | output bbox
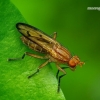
[68,56,84,71]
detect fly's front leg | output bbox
[8,52,48,61]
[28,59,50,78]
[56,64,67,93]
[56,67,69,79]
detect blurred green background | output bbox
[11,0,100,100]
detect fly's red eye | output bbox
[68,59,76,68]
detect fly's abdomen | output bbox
[21,36,47,53]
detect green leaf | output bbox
[0,0,66,100]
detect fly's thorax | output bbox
[50,44,71,63]
[68,56,84,70]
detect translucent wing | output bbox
[16,23,60,53]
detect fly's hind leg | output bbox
[8,52,48,61]
[28,59,50,78]
[7,53,26,61]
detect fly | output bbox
[8,23,84,92]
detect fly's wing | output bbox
[16,23,60,53]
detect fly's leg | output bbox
[8,52,48,61]
[25,52,48,59]
[28,59,50,78]
[56,67,69,79]
[7,53,26,61]
[58,74,66,93]
[56,64,67,93]
[8,52,49,78]
[52,32,57,39]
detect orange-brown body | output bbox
[21,35,84,71]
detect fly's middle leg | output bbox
[28,59,50,78]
